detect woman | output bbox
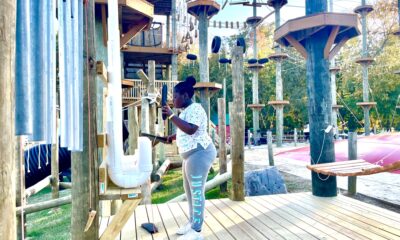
[162,76,216,240]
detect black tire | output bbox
[236,37,246,53]
[219,58,231,64]
[248,58,257,64]
[258,58,269,64]
[186,53,197,60]
[211,36,222,53]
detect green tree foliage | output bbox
[177,0,400,132]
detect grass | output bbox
[25,165,308,239]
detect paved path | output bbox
[243,143,400,206]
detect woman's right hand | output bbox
[166,135,174,144]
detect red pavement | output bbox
[276,133,400,174]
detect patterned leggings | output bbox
[180,143,217,232]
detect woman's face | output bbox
[173,90,187,108]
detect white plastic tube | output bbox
[106,0,152,188]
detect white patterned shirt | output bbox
[176,103,212,154]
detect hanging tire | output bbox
[258,58,269,64]
[248,58,257,64]
[236,37,246,53]
[219,58,231,64]
[211,36,222,53]
[186,54,197,61]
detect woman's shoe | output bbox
[177,228,204,240]
[176,222,192,235]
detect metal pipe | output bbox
[15,0,33,136]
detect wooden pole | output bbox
[251,0,260,145]
[228,102,233,161]
[148,61,157,170]
[217,98,227,193]
[348,132,357,195]
[247,129,252,149]
[267,131,274,166]
[306,0,337,197]
[231,46,245,201]
[16,196,72,215]
[294,128,298,147]
[51,112,59,199]
[171,0,178,81]
[25,176,51,198]
[71,1,99,238]
[157,110,165,162]
[16,137,26,240]
[198,11,210,122]
[128,106,139,155]
[0,0,16,238]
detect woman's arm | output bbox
[162,106,199,135]
[166,134,176,143]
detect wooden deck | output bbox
[99,192,400,240]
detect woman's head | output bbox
[173,76,196,108]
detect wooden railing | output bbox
[122,79,179,102]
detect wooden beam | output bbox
[101,4,107,47]
[71,0,99,238]
[137,69,149,85]
[329,36,349,60]
[25,176,51,198]
[128,106,139,155]
[122,46,175,54]
[231,46,245,201]
[120,19,149,48]
[97,133,107,148]
[324,26,339,59]
[284,35,307,58]
[218,98,227,193]
[16,196,72,215]
[96,61,108,84]
[99,198,141,240]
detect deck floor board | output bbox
[100,192,400,240]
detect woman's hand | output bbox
[162,105,174,118]
[166,134,176,144]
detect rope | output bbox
[389,95,400,129]
[38,144,41,169]
[46,144,49,166]
[336,93,364,127]
[310,132,330,181]
[84,0,93,210]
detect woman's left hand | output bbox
[162,105,174,118]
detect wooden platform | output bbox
[99,192,400,239]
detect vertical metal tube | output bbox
[15,0,33,135]
[59,0,67,148]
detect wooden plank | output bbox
[145,203,168,240]
[317,162,375,171]
[120,19,149,48]
[265,195,346,240]
[288,194,388,240]
[100,199,141,240]
[277,194,367,240]
[218,198,285,239]
[156,203,179,239]
[245,197,313,239]
[210,199,269,239]
[316,197,400,237]
[176,202,218,240]
[329,37,349,60]
[134,204,153,240]
[107,216,121,240]
[309,159,366,168]
[99,161,108,195]
[324,26,339,59]
[97,133,107,148]
[96,61,108,84]
[204,200,253,240]
[236,198,301,240]
[123,46,175,55]
[120,207,136,240]
[284,35,307,58]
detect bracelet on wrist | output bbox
[168,113,175,120]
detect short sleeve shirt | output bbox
[176,103,212,153]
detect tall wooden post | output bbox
[231,46,245,201]
[294,128,298,147]
[158,110,165,162]
[228,102,234,161]
[128,106,139,155]
[0,0,16,238]
[267,131,274,166]
[16,138,26,240]
[305,0,337,197]
[148,61,157,171]
[218,98,227,193]
[348,132,357,195]
[71,1,99,239]
[51,112,59,199]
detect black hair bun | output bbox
[185,76,196,87]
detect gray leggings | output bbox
[180,143,217,232]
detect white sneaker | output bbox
[177,228,204,240]
[176,222,192,235]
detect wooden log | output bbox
[16,137,26,240]
[348,132,357,195]
[71,1,99,238]
[151,159,171,192]
[0,0,16,238]
[59,182,72,189]
[168,172,232,202]
[16,196,72,215]
[51,112,59,199]
[231,46,245,201]
[267,131,274,166]
[218,98,227,193]
[25,176,51,198]
[157,110,165,162]
[128,106,139,155]
[294,128,298,147]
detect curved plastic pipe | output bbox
[106,0,152,188]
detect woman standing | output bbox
[162,76,216,240]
